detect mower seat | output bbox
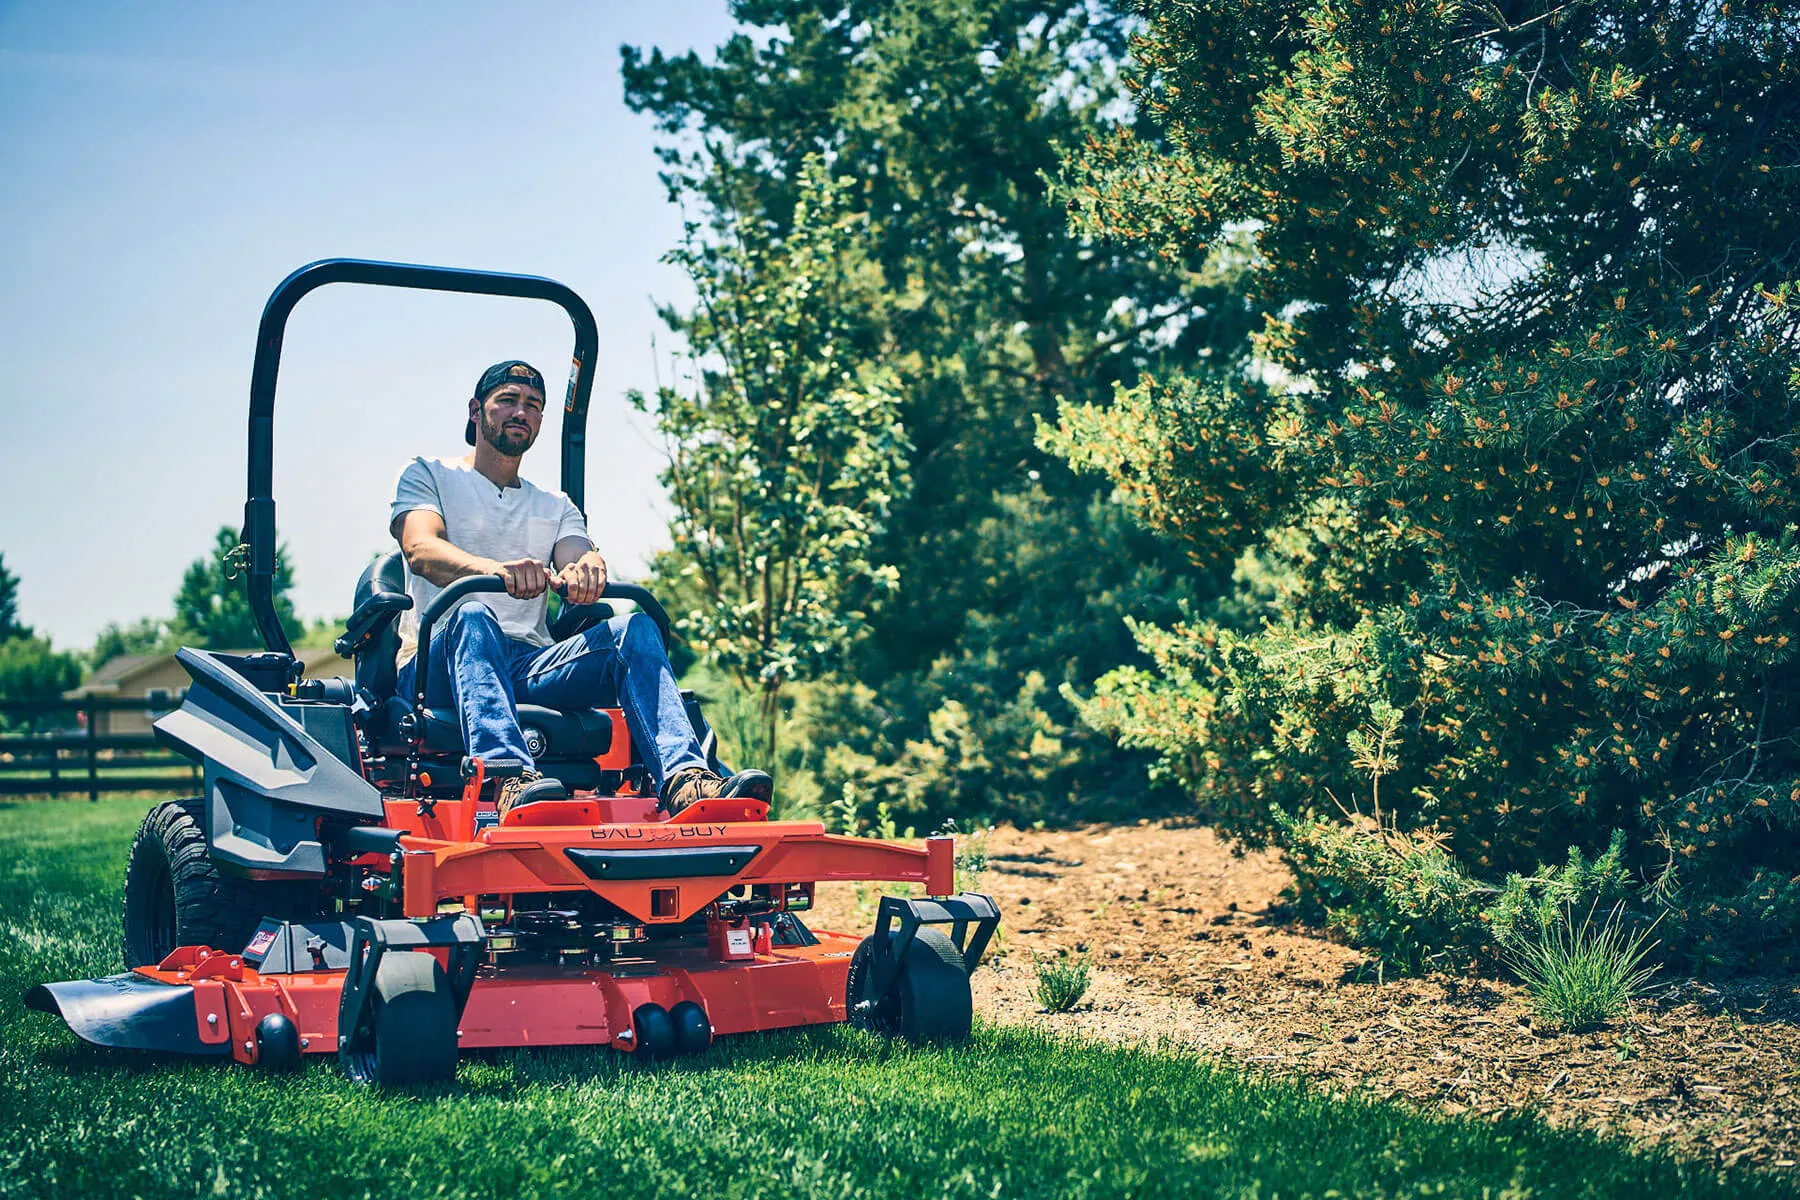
[346,553,719,772]
[377,696,613,759]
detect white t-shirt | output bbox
[388,456,591,665]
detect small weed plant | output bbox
[1034,953,1091,1012]
[1507,903,1660,1032]
[936,816,993,893]
[830,787,913,840]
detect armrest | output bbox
[334,592,412,657]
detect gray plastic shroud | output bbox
[154,649,384,879]
[241,918,358,974]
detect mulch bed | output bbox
[812,821,1800,1175]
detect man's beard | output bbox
[481,415,535,457]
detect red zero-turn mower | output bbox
[26,259,999,1084]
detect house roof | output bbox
[80,653,162,692]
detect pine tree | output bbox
[1045,0,1800,966]
[0,553,27,643]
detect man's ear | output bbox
[469,395,482,424]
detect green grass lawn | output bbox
[0,799,1785,1200]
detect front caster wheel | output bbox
[669,1000,711,1055]
[633,1003,676,1059]
[845,927,973,1044]
[255,1012,302,1072]
[339,951,457,1086]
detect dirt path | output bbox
[811,822,1800,1175]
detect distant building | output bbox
[67,646,344,734]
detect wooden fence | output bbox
[0,695,201,799]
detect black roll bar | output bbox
[243,258,600,657]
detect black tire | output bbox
[846,927,973,1044]
[121,798,319,969]
[633,1003,676,1059]
[340,952,458,1086]
[669,1000,711,1055]
[255,1012,302,1072]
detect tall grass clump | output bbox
[1507,904,1660,1032]
[690,665,825,819]
[1034,954,1091,1013]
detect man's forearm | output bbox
[550,537,603,572]
[403,535,506,587]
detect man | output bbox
[390,360,770,817]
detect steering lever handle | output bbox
[410,573,509,714]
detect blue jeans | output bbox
[396,599,708,789]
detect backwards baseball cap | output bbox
[466,360,548,446]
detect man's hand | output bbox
[555,551,609,606]
[489,557,550,599]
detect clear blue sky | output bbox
[0,2,740,649]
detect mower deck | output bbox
[30,928,863,1066]
[377,795,955,922]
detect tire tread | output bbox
[121,797,316,968]
[846,926,973,1043]
[358,951,457,1085]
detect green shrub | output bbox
[1274,808,1489,975]
[1276,810,1660,980]
[1507,904,1661,1032]
[1034,954,1092,1013]
[1045,0,1800,972]
[1488,831,1636,951]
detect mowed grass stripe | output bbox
[0,799,1781,1200]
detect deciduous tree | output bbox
[625,0,1254,818]
[87,618,169,669]
[636,157,910,766]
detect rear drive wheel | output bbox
[845,927,973,1043]
[339,952,458,1086]
[121,798,319,968]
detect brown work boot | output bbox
[660,767,723,816]
[660,767,774,816]
[496,769,566,819]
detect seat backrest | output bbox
[353,551,409,700]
